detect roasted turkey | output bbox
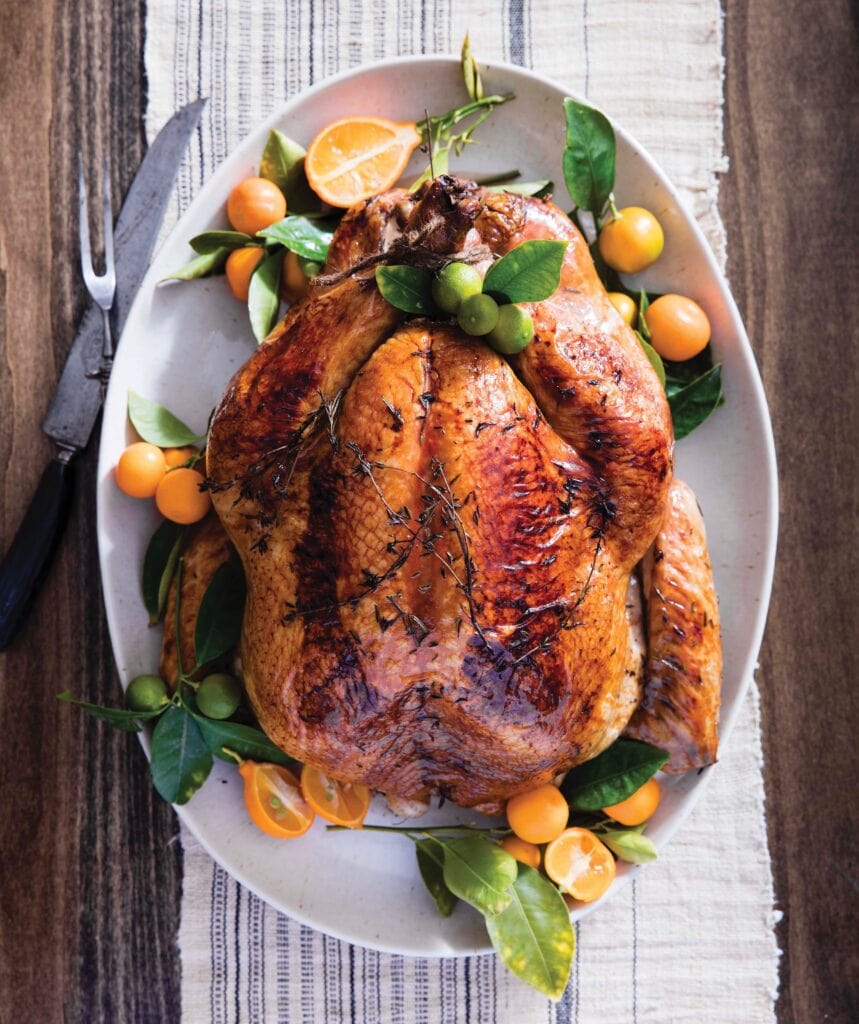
[165,177,722,812]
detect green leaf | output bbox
[438,836,518,917]
[259,129,323,214]
[162,247,230,281]
[635,330,666,388]
[561,738,669,810]
[415,840,458,917]
[128,390,204,448]
[193,716,296,768]
[412,93,514,190]
[194,560,247,667]
[248,249,284,343]
[485,865,575,1000]
[150,706,213,804]
[257,215,335,262]
[638,289,651,341]
[668,364,723,440]
[461,32,483,101]
[142,520,185,625]
[189,230,253,254]
[489,180,553,198]
[57,690,165,732]
[473,170,521,186]
[482,239,567,303]
[375,265,434,315]
[663,344,718,395]
[562,97,616,216]
[601,827,658,864]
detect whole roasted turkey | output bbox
[163,177,722,813]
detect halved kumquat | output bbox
[305,116,422,208]
[300,764,372,828]
[240,761,315,839]
[544,827,616,903]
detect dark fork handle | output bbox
[0,453,74,650]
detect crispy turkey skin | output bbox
[200,177,720,808]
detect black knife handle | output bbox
[0,453,75,650]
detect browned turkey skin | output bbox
[174,177,721,809]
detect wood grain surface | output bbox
[0,2,182,1023]
[721,3,859,1021]
[0,1,856,1022]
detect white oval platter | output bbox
[97,55,778,956]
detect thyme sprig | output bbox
[411,93,515,189]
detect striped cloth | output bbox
[144,2,781,1021]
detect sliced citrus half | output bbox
[300,764,372,828]
[544,827,616,903]
[239,760,315,839]
[304,116,422,208]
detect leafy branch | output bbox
[329,822,574,999]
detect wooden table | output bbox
[0,2,856,1021]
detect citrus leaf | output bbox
[562,97,615,216]
[375,265,434,315]
[56,690,165,732]
[151,706,213,804]
[635,330,666,388]
[489,180,553,198]
[162,247,230,281]
[474,169,521,186]
[257,215,335,262]
[189,230,252,254]
[248,249,284,343]
[561,738,669,810]
[128,390,204,447]
[415,840,458,918]
[461,32,483,101]
[142,519,185,624]
[663,344,718,395]
[601,827,658,864]
[193,716,296,769]
[638,289,652,341]
[485,865,575,1000]
[194,560,246,668]
[259,129,323,214]
[668,364,723,440]
[438,836,518,917]
[483,239,567,303]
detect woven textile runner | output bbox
[144,2,780,1020]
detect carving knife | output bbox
[0,98,207,649]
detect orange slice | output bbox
[300,764,372,828]
[544,827,616,903]
[239,761,315,839]
[305,116,422,208]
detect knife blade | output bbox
[43,97,207,450]
[0,98,206,649]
